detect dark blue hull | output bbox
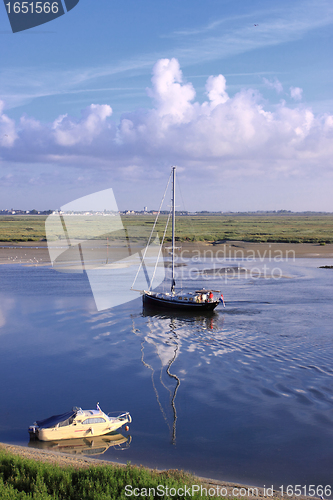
[143,293,219,312]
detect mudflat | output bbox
[0,241,332,266]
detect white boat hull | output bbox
[29,408,131,442]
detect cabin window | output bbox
[82,417,106,425]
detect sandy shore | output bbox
[0,241,333,266]
[0,442,320,500]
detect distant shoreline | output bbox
[1,214,333,245]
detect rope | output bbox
[148,208,172,291]
[131,170,172,290]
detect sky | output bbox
[0,0,333,212]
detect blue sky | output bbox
[0,0,333,211]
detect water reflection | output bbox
[132,310,224,444]
[28,433,131,456]
[1,261,333,488]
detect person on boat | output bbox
[209,291,214,302]
[202,293,207,302]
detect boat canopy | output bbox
[36,410,76,429]
[195,289,220,293]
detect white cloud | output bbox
[290,86,303,101]
[263,77,283,94]
[53,104,113,146]
[1,0,333,113]
[205,75,229,107]
[147,58,196,123]
[1,58,333,183]
[0,100,17,147]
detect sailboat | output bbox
[141,167,223,311]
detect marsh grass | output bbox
[0,449,208,499]
[0,215,332,244]
[0,217,46,242]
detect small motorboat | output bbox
[29,403,132,442]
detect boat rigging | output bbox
[133,166,224,311]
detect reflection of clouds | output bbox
[3,257,333,440]
[144,336,178,368]
[133,311,228,443]
[0,297,15,330]
[0,309,5,328]
[139,313,226,368]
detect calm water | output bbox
[0,257,332,490]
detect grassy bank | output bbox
[0,448,204,500]
[123,214,333,244]
[0,216,46,242]
[0,214,333,244]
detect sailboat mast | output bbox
[171,166,176,293]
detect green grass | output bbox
[105,214,333,244]
[0,216,47,242]
[0,214,332,244]
[0,448,211,499]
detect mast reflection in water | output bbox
[1,261,333,489]
[132,310,223,445]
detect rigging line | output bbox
[176,177,188,291]
[177,176,197,241]
[148,207,172,291]
[139,248,151,290]
[131,170,172,290]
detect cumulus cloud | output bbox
[53,104,113,146]
[1,59,333,181]
[0,100,17,147]
[205,75,229,107]
[290,86,303,101]
[263,77,284,94]
[147,58,196,123]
